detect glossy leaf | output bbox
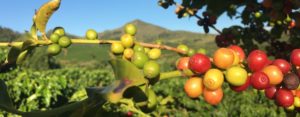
[16,50,28,65]
[101,59,147,103]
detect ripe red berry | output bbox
[247,50,268,72]
[290,49,300,66]
[250,72,270,90]
[228,45,245,62]
[275,88,294,107]
[265,86,278,99]
[272,59,291,74]
[176,57,190,70]
[188,53,211,74]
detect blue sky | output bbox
[0,0,241,36]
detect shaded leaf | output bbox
[6,46,22,64]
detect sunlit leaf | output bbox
[99,59,147,103]
[16,50,28,65]
[35,0,61,35]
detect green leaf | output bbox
[100,59,147,103]
[6,46,22,64]
[35,0,61,35]
[110,59,147,86]
[16,50,28,65]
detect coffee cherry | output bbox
[133,45,145,53]
[247,50,268,72]
[53,27,65,37]
[111,42,124,54]
[121,34,134,48]
[272,59,291,74]
[47,44,61,56]
[213,48,234,69]
[58,36,72,48]
[189,53,211,74]
[123,48,134,60]
[283,73,300,90]
[290,49,300,66]
[225,66,248,86]
[144,48,150,53]
[148,48,161,60]
[250,72,270,90]
[50,33,60,43]
[203,69,224,90]
[176,57,190,70]
[254,12,262,18]
[125,23,137,36]
[131,51,149,69]
[177,44,189,55]
[197,48,207,55]
[275,88,294,107]
[143,61,160,79]
[187,49,195,56]
[85,29,98,40]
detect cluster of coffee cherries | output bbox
[197,12,217,33]
[177,44,300,110]
[260,0,297,29]
[47,27,98,56]
[47,27,72,56]
[110,24,162,80]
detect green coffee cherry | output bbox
[125,23,137,36]
[121,34,134,48]
[197,48,207,55]
[148,48,161,60]
[177,44,189,55]
[133,45,145,53]
[50,33,60,43]
[123,48,134,59]
[47,44,61,56]
[58,36,72,48]
[187,49,195,56]
[111,42,124,54]
[86,29,98,40]
[131,51,148,69]
[143,61,160,79]
[53,27,65,37]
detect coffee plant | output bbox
[1,0,300,117]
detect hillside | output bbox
[101,19,215,44]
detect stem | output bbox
[0,39,186,54]
[159,70,183,80]
[174,2,222,34]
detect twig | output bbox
[0,39,186,54]
[173,2,222,34]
